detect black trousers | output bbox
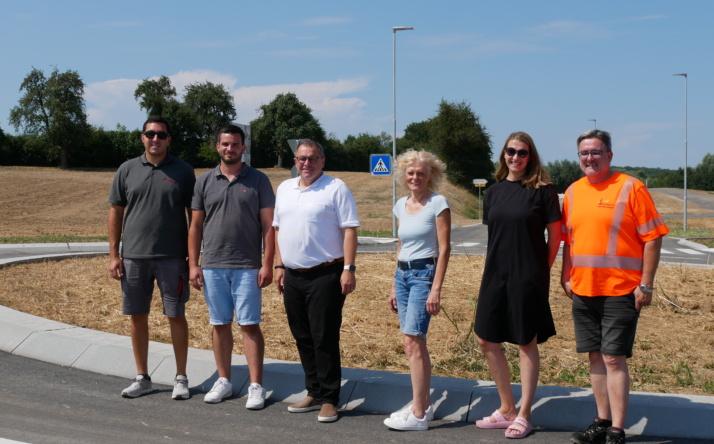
[283,262,346,405]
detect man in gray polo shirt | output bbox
[188,124,275,409]
[108,116,195,400]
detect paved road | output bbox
[0,351,708,444]
[652,188,714,217]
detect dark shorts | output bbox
[572,293,640,358]
[121,258,190,317]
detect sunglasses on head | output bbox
[143,131,170,140]
[505,147,529,158]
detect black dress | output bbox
[474,179,561,345]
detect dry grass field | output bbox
[0,166,713,395]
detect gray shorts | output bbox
[121,258,190,317]
[572,293,640,358]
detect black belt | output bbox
[398,257,436,270]
[292,257,344,273]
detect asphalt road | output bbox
[0,352,709,444]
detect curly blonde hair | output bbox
[395,149,447,192]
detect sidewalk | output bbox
[1,246,712,440]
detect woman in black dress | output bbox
[474,132,562,439]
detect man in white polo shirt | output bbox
[273,139,359,423]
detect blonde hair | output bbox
[395,149,447,192]
[494,131,552,189]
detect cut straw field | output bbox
[0,166,712,395]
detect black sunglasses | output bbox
[143,131,170,140]
[505,147,529,158]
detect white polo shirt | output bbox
[273,173,360,269]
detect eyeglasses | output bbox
[143,131,170,140]
[296,156,322,163]
[578,150,604,158]
[505,147,529,158]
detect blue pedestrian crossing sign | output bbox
[370,154,392,176]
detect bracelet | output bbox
[274,265,286,270]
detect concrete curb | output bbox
[1,247,713,439]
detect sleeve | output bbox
[334,182,360,228]
[190,174,205,211]
[630,184,670,241]
[482,186,492,225]
[108,165,127,207]
[433,194,450,216]
[541,184,562,225]
[258,174,276,209]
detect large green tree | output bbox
[9,67,90,169]
[250,93,326,167]
[183,81,237,164]
[341,132,392,172]
[134,75,176,116]
[425,100,493,191]
[545,159,583,193]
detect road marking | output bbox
[453,242,480,247]
[676,248,705,255]
[660,249,673,254]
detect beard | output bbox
[220,155,242,165]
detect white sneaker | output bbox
[121,375,154,398]
[384,408,429,431]
[172,375,190,400]
[204,377,232,403]
[390,404,434,421]
[245,383,266,410]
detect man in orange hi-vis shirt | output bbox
[561,130,669,444]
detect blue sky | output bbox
[1,0,712,170]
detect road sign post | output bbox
[472,179,487,220]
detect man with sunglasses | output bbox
[273,139,359,423]
[561,130,669,444]
[108,116,196,400]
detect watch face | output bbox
[345,265,356,272]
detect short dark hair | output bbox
[296,139,324,157]
[216,125,245,144]
[577,129,612,152]
[142,116,171,134]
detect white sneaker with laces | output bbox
[121,375,154,398]
[390,404,434,421]
[245,383,266,410]
[204,377,232,403]
[384,408,429,431]
[172,375,190,400]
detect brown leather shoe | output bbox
[318,403,338,423]
[287,396,321,413]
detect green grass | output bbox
[665,220,714,248]
[0,235,109,244]
[357,229,394,238]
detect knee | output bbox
[240,324,262,337]
[602,353,626,370]
[477,336,498,354]
[403,335,424,358]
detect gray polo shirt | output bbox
[191,164,275,269]
[109,153,195,259]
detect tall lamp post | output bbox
[588,118,597,129]
[673,73,688,232]
[392,26,413,237]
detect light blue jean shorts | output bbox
[202,269,262,326]
[394,263,435,339]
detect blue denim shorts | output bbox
[394,263,435,339]
[202,269,262,326]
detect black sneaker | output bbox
[605,427,626,444]
[571,417,612,444]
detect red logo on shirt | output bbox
[163,178,177,183]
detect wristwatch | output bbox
[344,265,356,272]
[639,284,655,293]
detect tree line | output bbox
[2,67,712,193]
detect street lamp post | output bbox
[588,119,596,129]
[392,26,413,237]
[673,73,688,233]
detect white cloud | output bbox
[84,70,376,137]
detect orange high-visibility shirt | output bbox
[562,172,669,296]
